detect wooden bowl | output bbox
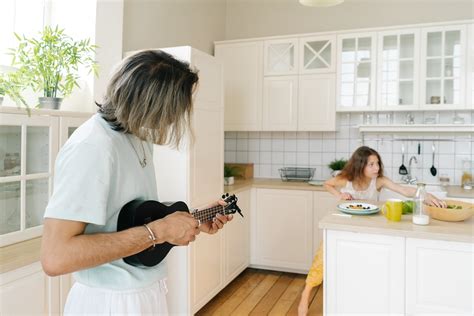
[425,199,474,222]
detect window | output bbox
[0,0,47,66]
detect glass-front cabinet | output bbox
[264,38,299,76]
[467,23,474,109]
[377,29,420,110]
[0,113,58,246]
[420,25,467,109]
[299,35,336,74]
[336,32,377,111]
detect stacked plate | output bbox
[337,202,380,215]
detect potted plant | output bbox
[224,165,240,186]
[0,70,29,111]
[328,158,348,177]
[10,25,98,109]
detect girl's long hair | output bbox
[97,49,199,148]
[339,146,384,182]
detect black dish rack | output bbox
[279,167,315,182]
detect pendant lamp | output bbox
[299,0,344,7]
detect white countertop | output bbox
[319,201,474,243]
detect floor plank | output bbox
[286,283,318,316]
[196,269,324,316]
[308,284,324,316]
[195,269,256,316]
[230,272,281,316]
[268,275,306,316]
[211,270,270,315]
[249,273,294,315]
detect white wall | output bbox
[123,0,227,55]
[224,0,474,40]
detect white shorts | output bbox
[64,279,168,316]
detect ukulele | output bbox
[117,193,242,267]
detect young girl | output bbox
[298,146,445,316]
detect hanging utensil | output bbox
[430,144,437,176]
[399,144,408,175]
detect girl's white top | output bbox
[340,177,379,200]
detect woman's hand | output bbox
[199,200,233,234]
[339,192,353,200]
[424,193,447,208]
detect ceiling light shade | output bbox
[299,0,344,7]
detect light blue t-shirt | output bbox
[44,113,167,290]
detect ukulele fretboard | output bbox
[192,205,227,223]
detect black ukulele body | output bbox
[117,200,189,267]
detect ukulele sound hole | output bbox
[144,217,152,224]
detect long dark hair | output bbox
[339,146,384,182]
[97,49,199,147]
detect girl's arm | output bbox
[379,177,446,207]
[324,176,353,200]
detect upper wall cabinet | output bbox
[299,35,336,74]
[467,23,474,109]
[420,24,467,110]
[336,32,377,112]
[376,29,420,111]
[264,39,299,76]
[215,41,263,131]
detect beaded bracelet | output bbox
[143,223,157,248]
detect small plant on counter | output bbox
[328,158,348,177]
[224,165,241,186]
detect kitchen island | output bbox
[320,206,474,315]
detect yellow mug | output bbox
[382,199,403,222]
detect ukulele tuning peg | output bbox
[226,193,229,197]
[222,194,226,199]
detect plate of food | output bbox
[337,202,380,215]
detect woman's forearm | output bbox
[41,223,161,276]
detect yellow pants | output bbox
[305,241,324,287]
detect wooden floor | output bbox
[196,268,323,316]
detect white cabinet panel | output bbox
[298,74,336,131]
[467,23,474,109]
[420,24,467,110]
[262,76,298,131]
[264,38,299,76]
[325,230,405,315]
[376,29,420,111]
[312,191,339,251]
[254,189,313,271]
[299,35,336,74]
[336,32,377,112]
[215,41,263,131]
[225,189,250,281]
[406,238,474,315]
[0,262,59,315]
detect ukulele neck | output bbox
[192,205,226,223]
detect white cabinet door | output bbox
[312,191,339,251]
[59,115,90,147]
[325,230,405,315]
[264,38,299,76]
[299,35,336,74]
[420,24,467,110]
[0,113,59,247]
[406,238,474,315]
[215,41,263,131]
[224,189,250,282]
[376,29,420,111]
[0,262,59,315]
[262,76,298,131]
[254,189,313,272]
[336,32,377,112]
[298,74,336,131]
[467,23,474,109]
[191,228,224,312]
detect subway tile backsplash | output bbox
[224,111,474,185]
